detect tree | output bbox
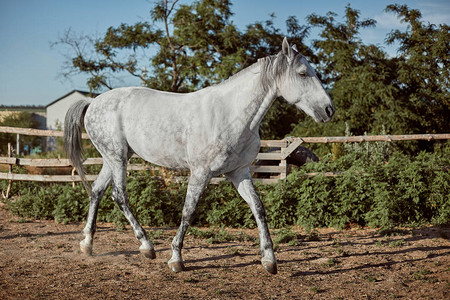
[54,0,313,139]
[290,3,449,145]
[289,5,399,139]
[55,0,246,93]
[56,2,448,149]
[385,4,449,136]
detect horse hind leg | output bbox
[80,164,112,256]
[109,159,156,259]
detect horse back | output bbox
[84,86,259,172]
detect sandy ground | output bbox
[0,205,449,299]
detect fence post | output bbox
[16,134,20,155]
[72,168,76,188]
[279,144,288,179]
[279,138,304,180]
[4,143,13,199]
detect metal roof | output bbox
[45,90,99,108]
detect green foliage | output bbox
[384,4,449,137]
[126,173,185,227]
[292,5,400,141]
[262,175,303,229]
[259,99,303,140]
[290,4,449,155]
[199,181,255,228]
[53,185,89,223]
[55,1,449,147]
[4,145,449,230]
[301,146,449,229]
[7,185,62,220]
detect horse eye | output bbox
[299,72,307,78]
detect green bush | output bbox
[54,185,89,223]
[7,185,62,220]
[200,182,254,228]
[127,174,184,227]
[3,145,449,230]
[287,146,449,229]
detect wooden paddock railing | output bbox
[0,141,288,184]
[1,126,449,195]
[0,126,298,189]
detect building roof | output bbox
[0,105,45,112]
[45,90,100,108]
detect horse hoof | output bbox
[168,261,185,273]
[80,241,92,256]
[262,260,277,275]
[140,248,156,259]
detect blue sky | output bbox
[0,0,448,106]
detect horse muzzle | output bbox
[313,104,335,122]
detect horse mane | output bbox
[214,52,290,94]
[258,53,289,93]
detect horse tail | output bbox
[64,99,91,194]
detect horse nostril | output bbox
[325,105,334,118]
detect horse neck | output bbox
[213,62,278,132]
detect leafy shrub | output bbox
[53,185,89,223]
[7,184,62,220]
[200,182,254,228]
[3,145,449,230]
[127,173,184,227]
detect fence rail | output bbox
[0,126,90,139]
[298,133,450,143]
[1,126,449,189]
[0,126,296,187]
[2,126,449,143]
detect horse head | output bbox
[277,38,335,122]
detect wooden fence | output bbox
[0,141,288,184]
[1,126,449,193]
[0,127,297,188]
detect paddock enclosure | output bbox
[1,126,448,187]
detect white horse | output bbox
[64,38,334,274]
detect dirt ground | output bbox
[0,205,449,299]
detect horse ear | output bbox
[282,37,292,58]
[292,44,298,53]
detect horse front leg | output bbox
[80,165,111,255]
[168,169,211,272]
[227,166,277,274]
